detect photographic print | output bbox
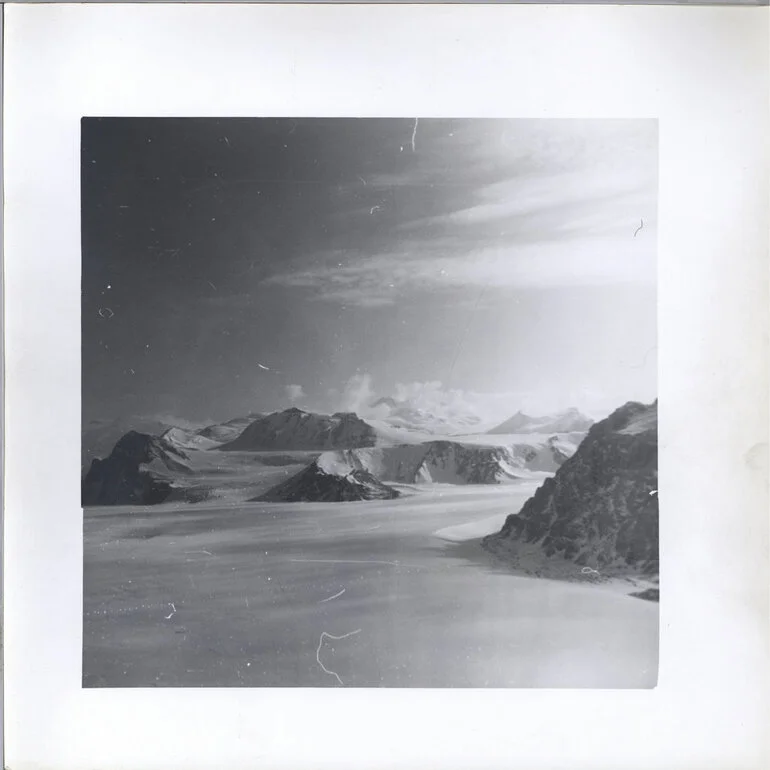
[81,117,658,688]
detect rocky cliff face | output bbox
[483,401,658,575]
[316,434,576,487]
[82,431,193,506]
[417,441,525,484]
[219,408,378,451]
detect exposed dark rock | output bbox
[630,588,660,602]
[254,462,400,502]
[82,431,192,506]
[483,400,658,576]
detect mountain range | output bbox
[82,400,658,594]
[81,405,592,505]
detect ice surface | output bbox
[83,483,658,688]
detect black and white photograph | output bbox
[81,117,659,688]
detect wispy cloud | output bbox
[262,120,656,307]
[263,229,655,307]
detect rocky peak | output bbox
[483,400,658,576]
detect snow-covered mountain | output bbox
[483,400,658,577]
[196,413,263,443]
[311,433,578,487]
[219,408,379,451]
[370,396,482,436]
[81,408,589,506]
[488,407,594,435]
[161,426,221,452]
[82,430,194,505]
[255,453,400,502]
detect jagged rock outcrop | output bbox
[82,431,192,506]
[483,400,658,575]
[254,456,400,502]
[219,408,378,451]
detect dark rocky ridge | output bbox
[483,400,658,576]
[254,462,400,502]
[82,431,192,506]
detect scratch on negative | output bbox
[164,602,177,620]
[319,588,346,604]
[411,117,419,152]
[316,629,361,685]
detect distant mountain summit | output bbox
[369,396,482,436]
[488,407,594,435]
[483,400,658,577]
[219,408,378,451]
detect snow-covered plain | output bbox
[83,481,658,688]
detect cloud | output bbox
[256,119,656,308]
[285,384,306,403]
[263,123,656,307]
[263,227,656,307]
[339,373,377,414]
[401,168,655,235]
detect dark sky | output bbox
[82,118,657,425]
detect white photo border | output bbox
[3,3,769,769]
